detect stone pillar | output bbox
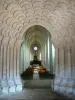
[0,36,3,79]
[50,42,52,73]
[71,45,75,78]
[13,46,17,77]
[71,45,75,94]
[20,45,24,73]
[1,37,10,94]
[54,47,60,91]
[3,46,7,79]
[42,45,45,67]
[24,42,28,68]
[2,37,9,79]
[64,46,73,94]
[59,47,65,77]
[7,46,10,79]
[0,45,3,79]
[44,44,46,65]
[65,46,71,78]
[26,45,30,67]
[9,38,16,79]
[14,39,22,91]
[46,43,49,70]
[55,48,59,77]
[15,40,22,78]
[44,44,46,67]
[17,46,20,77]
[24,43,26,69]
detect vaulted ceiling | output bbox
[0,0,75,46]
[24,25,50,47]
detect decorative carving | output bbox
[15,39,23,47]
[9,37,16,46]
[0,0,74,45]
[2,36,10,46]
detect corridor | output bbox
[0,0,75,99]
[22,68,52,89]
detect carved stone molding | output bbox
[15,39,23,48]
[2,36,10,46]
[9,37,16,47]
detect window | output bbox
[34,46,38,51]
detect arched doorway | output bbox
[20,25,55,88]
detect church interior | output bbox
[0,0,75,99]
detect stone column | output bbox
[15,40,22,78]
[46,43,48,70]
[25,42,30,68]
[59,47,65,77]
[65,46,71,78]
[64,45,73,94]
[55,48,59,77]
[9,38,16,79]
[7,46,10,79]
[20,45,24,73]
[54,47,60,92]
[13,46,17,77]
[27,45,30,67]
[14,40,22,91]
[3,46,7,79]
[42,45,45,67]
[50,42,52,73]
[44,44,46,67]
[17,46,20,77]
[2,37,9,79]
[24,42,28,68]
[0,45,3,79]
[71,45,75,94]
[0,36,3,79]
[0,37,10,94]
[24,42,26,69]
[71,45,75,78]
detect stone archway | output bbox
[20,25,56,89]
[20,25,55,74]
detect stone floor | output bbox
[0,88,73,100]
[0,70,74,100]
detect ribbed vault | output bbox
[0,0,75,46]
[24,25,48,46]
[23,25,50,57]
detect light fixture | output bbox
[34,46,38,51]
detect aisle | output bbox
[23,69,52,88]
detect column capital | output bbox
[9,37,16,47]
[15,39,23,47]
[2,36,10,46]
[64,46,71,52]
